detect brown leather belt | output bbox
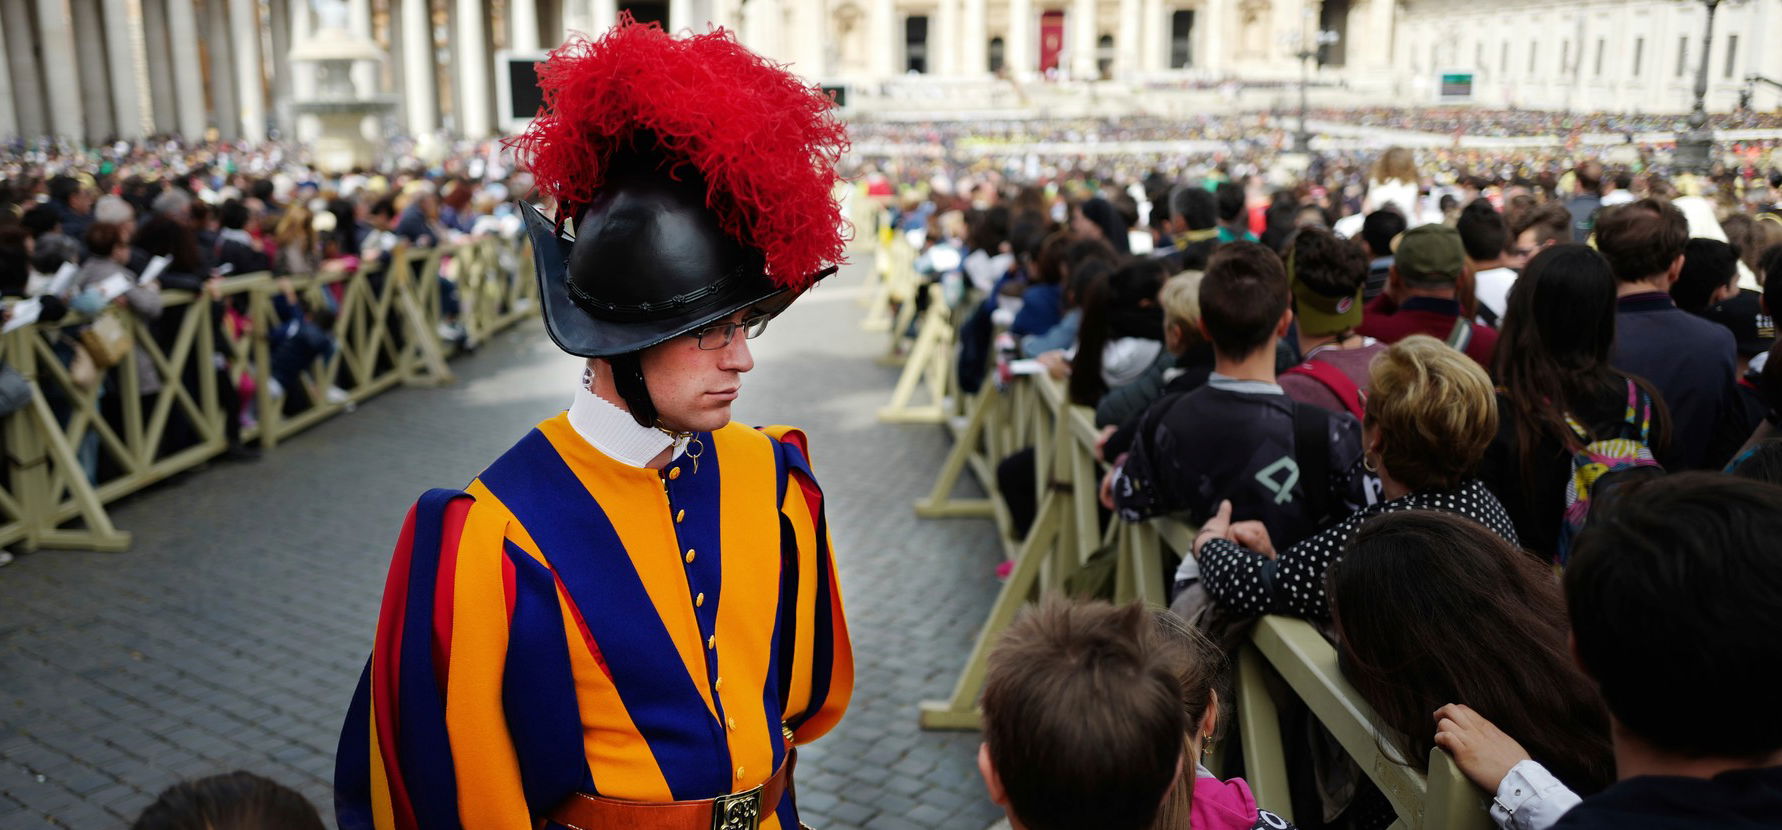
[548,750,795,830]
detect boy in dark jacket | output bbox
[1105,242,1366,550]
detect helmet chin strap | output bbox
[607,352,659,429]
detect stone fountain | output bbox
[288,0,399,172]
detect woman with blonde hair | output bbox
[1191,334,1520,621]
[273,201,319,276]
[1363,146,1420,222]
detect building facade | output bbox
[1391,0,1782,114]
[0,0,1776,145]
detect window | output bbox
[1475,42,1483,70]
[1528,40,1537,74]
[1632,36,1643,77]
[1724,34,1738,79]
[1561,40,1570,74]
[905,16,928,73]
[1677,35,1688,78]
[1501,41,1509,73]
[988,36,1004,73]
[1170,10,1195,68]
[1594,37,1604,76]
[1096,34,1115,79]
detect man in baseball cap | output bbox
[1358,223,1498,367]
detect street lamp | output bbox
[1674,0,1743,173]
[1286,20,1340,153]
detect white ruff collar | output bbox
[566,375,687,468]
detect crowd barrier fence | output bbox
[886,287,1492,829]
[0,235,535,555]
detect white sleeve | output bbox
[1490,760,1583,830]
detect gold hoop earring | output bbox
[1362,454,1378,473]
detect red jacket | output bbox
[1356,294,1497,368]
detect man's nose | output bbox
[718,329,754,373]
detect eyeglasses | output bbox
[691,313,773,350]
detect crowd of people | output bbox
[0,137,532,567]
[881,143,1782,828]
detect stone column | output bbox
[0,12,15,139]
[455,0,493,137]
[34,0,86,141]
[0,0,45,139]
[142,0,177,133]
[592,0,619,33]
[1005,0,1031,79]
[795,0,826,76]
[268,0,292,138]
[869,0,896,76]
[1069,0,1097,79]
[229,0,266,142]
[204,0,238,140]
[350,0,375,104]
[1116,0,1139,77]
[1199,0,1224,74]
[401,0,437,137]
[669,0,693,33]
[511,0,541,51]
[101,0,153,138]
[164,0,205,137]
[961,0,987,75]
[1139,0,1162,70]
[72,0,115,142]
[932,0,958,75]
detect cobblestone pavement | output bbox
[0,261,1006,829]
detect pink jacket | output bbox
[1192,770,1293,830]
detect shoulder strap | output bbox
[1445,316,1473,352]
[1291,403,1332,530]
[1283,359,1364,421]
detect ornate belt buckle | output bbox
[711,784,763,830]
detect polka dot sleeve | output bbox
[1194,480,1521,620]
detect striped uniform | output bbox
[335,414,852,830]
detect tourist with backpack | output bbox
[1191,335,1517,621]
[1279,226,1385,420]
[1482,245,1669,564]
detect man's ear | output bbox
[1664,254,1685,286]
[1276,307,1295,338]
[978,742,1009,808]
[1197,317,1213,343]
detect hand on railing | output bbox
[1093,424,1118,462]
[1434,703,1533,794]
[1229,521,1277,559]
[1192,499,1234,556]
[1035,350,1071,380]
[1099,456,1126,510]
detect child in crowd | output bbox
[1434,474,1782,829]
[1149,609,1296,830]
[131,771,325,830]
[979,598,1185,830]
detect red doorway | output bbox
[1039,11,1065,74]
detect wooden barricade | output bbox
[906,365,1493,828]
[917,372,1167,729]
[861,230,915,335]
[0,234,534,553]
[877,284,958,424]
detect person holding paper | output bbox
[70,222,164,396]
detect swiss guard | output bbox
[334,18,853,830]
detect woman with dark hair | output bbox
[1481,244,1670,562]
[1074,197,1132,255]
[1068,256,1165,406]
[1020,237,1118,357]
[1331,510,1616,811]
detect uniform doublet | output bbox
[336,414,853,830]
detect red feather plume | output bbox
[506,17,850,290]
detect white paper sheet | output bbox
[3,298,42,333]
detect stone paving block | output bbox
[0,264,1005,829]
